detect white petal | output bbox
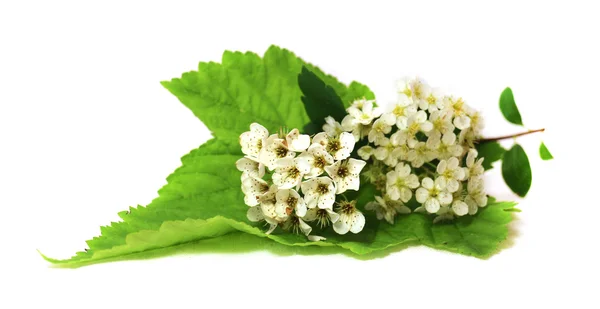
[438,191,453,206]
[437,160,447,174]
[454,115,471,130]
[442,132,457,146]
[420,121,433,132]
[424,198,441,213]
[303,208,318,221]
[396,162,411,177]
[295,199,307,217]
[447,157,460,170]
[294,157,311,174]
[247,206,264,222]
[357,146,374,160]
[374,146,389,160]
[415,110,427,123]
[327,208,340,223]
[287,129,310,152]
[333,217,350,235]
[348,158,367,174]
[349,212,366,234]
[416,188,430,203]
[434,177,447,190]
[308,235,326,242]
[422,177,434,190]
[452,201,469,216]
[381,113,396,126]
[312,132,329,147]
[344,175,361,192]
[298,218,312,236]
[467,149,478,167]
[399,187,413,203]
[406,174,420,189]
[446,179,460,193]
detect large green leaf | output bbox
[298,66,347,134]
[42,46,518,267]
[499,87,523,126]
[502,144,532,197]
[162,46,374,138]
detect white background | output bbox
[1,1,599,308]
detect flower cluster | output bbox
[236,123,367,238]
[344,77,488,223]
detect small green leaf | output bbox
[502,144,532,197]
[539,142,554,160]
[499,87,523,126]
[476,141,506,170]
[298,66,347,134]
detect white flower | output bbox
[419,87,444,112]
[415,177,453,213]
[397,77,429,105]
[389,100,418,128]
[241,176,270,206]
[282,215,312,236]
[386,162,420,202]
[257,185,282,221]
[397,110,433,147]
[365,195,411,224]
[325,159,366,194]
[427,132,463,160]
[304,207,340,228]
[323,116,345,137]
[451,199,469,216]
[342,115,370,142]
[298,144,334,178]
[465,176,488,215]
[272,157,310,189]
[368,113,396,145]
[407,141,435,168]
[308,235,327,242]
[436,157,466,193]
[285,128,310,152]
[301,177,336,210]
[333,200,365,235]
[240,123,269,159]
[313,131,355,161]
[390,131,411,161]
[465,148,485,178]
[246,206,278,234]
[357,145,374,160]
[275,189,307,218]
[458,110,483,146]
[347,98,382,125]
[444,96,471,130]
[235,157,265,180]
[373,137,399,167]
[253,185,283,234]
[427,109,455,137]
[258,135,295,170]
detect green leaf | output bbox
[499,87,523,126]
[476,141,506,170]
[539,142,554,160]
[502,144,532,197]
[161,46,375,138]
[298,66,347,134]
[43,200,517,266]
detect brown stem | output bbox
[478,128,545,143]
